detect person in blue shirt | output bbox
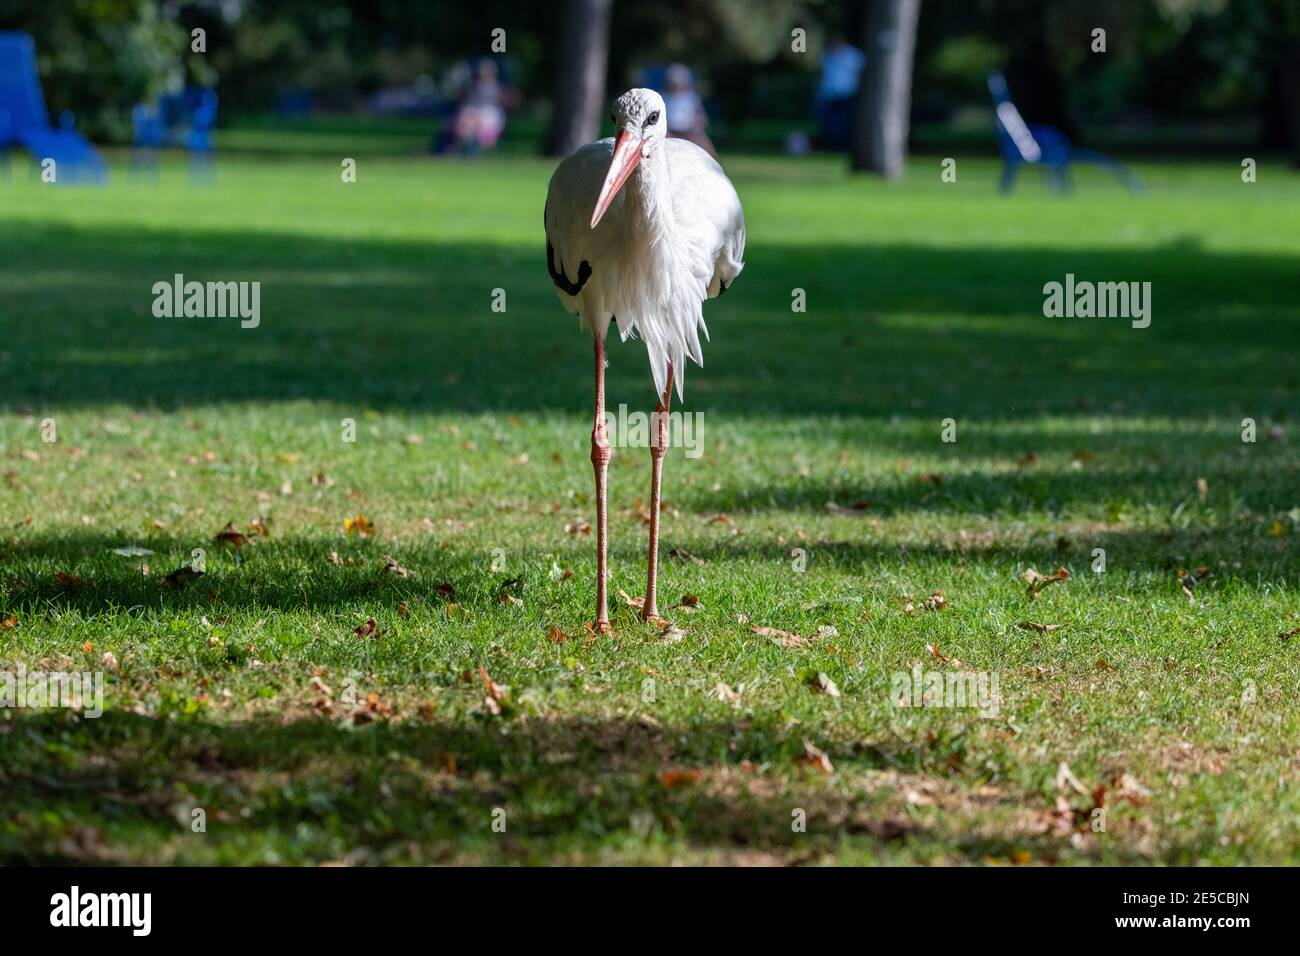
[816,34,865,151]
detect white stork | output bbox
[545,88,746,632]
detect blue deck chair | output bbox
[987,71,1141,195]
[0,32,107,183]
[132,87,218,178]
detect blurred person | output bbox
[439,58,515,155]
[663,63,716,158]
[816,34,865,151]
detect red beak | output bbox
[590,131,643,228]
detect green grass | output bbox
[1,146,1298,865]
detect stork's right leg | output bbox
[590,335,612,632]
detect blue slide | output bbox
[0,32,108,183]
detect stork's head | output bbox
[590,88,667,228]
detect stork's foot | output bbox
[587,620,612,636]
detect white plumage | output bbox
[544,89,745,400]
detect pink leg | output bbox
[643,365,674,621]
[590,336,612,632]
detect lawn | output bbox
[1,144,1298,865]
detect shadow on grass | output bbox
[0,708,1143,865]
[4,516,1294,617]
[1,222,1296,418]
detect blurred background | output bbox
[3,0,1298,171]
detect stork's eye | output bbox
[644,111,660,127]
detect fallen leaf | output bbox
[382,554,410,577]
[826,500,870,516]
[1017,621,1063,633]
[479,665,507,715]
[0,614,18,630]
[668,547,705,565]
[1055,761,1089,797]
[434,582,457,601]
[163,566,204,588]
[1023,566,1069,599]
[751,624,808,649]
[617,589,646,611]
[546,625,569,643]
[796,739,834,773]
[679,594,700,607]
[100,651,119,672]
[659,768,701,789]
[214,522,248,548]
[353,618,386,639]
[804,670,841,698]
[713,682,741,707]
[344,514,374,536]
[564,520,591,536]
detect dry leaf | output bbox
[826,500,870,516]
[163,565,203,588]
[796,739,834,774]
[659,768,701,789]
[714,682,742,707]
[1023,566,1069,599]
[344,514,374,536]
[1017,621,1062,633]
[617,589,646,611]
[0,614,16,630]
[805,670,841,697]
[213,528,245,548]
[382,554,410,577]
[546,625,569,643]
[751,624,808,649]
[353,618,386,639]
[668,548,705,565]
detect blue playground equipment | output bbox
[987,70,1142,195]
[132,86,218,175]
[0,32,108,183]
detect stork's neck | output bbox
[628,147,676,235]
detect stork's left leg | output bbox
[642,364,674,622]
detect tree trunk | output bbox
[851,0,921,178]
[545,0,613,157]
